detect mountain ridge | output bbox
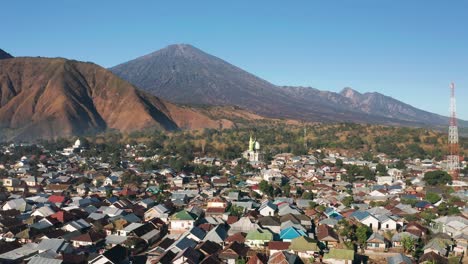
[0,49,13,60]
[0,57,264,141]
[111,44,465,128]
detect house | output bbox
[89,245,128,264]
[268,241,291,255]
[351,211,380,231]
[387,253,413,264]
[278,204,302,216]
[144,204,170,222]
[203,225,228,244]
[423,237,452,256]
[405,222,428,237]
[2,178,21,191]
[268,251,300,264]
[279,226,307,242]
[76,183,90,195]
[171,237,198,253]
[70,230,106,247]
[185,226,206,242]
[258,216,281,234]
[173,247,201,264]
[288,236,319,259]
[31,206,56,217]
[392,232,419,248]
[169,210,198,234]
[259,201,277,216]
[2,198,31,212]
[453,233,468,256]
[419,251,449,264]
[366,232,387,250]
[28,256,63,264]
[317,224,339,248]
[218,241,249,264]
[323,248,354,264]
[378,215,398,231]
[229,217,259,235]
[104,176,119,186]
[246,229,274,248]
[37,238,72,254]
[63,219,92,232]
[0,243,39,263]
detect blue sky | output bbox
[2,1,468,119]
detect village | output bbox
[0,136,467,264]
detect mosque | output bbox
[242,135,264,162]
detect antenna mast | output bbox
[447,82,459,181]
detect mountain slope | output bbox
[111,44,462,127]
[0,49,13,60]
[0,57,250,141]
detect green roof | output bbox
[289,236,319,252]
[246,229,274,241]
[171,210,197,221]
[323,248,354,260]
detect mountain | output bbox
[111,44,463,127]
[0,57,258,141]
[0,49,13,60]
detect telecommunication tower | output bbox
[447,82,459,180]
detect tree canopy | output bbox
[423,170,452,186]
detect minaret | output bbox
[249,135,254,152]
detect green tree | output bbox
[342,196,354,207]
[424,170,452,185]
[259,180,274,197]
[301,191,314,200]
[362,152,373,161]
[228,205,245,217]
[376,163,388,175]
[425,192,441,204]
[281,184,291,197]
[356,225,371,248]
[335,158,343,168]
[337,219,356,241]
[420,210,437,225]
[401,235,415,253]
[395,160,406,170]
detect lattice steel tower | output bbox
[447,82,459,180]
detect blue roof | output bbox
[372,185,386,191]
[280,226,307,240]
[401,194,417,200]
[415,201,431,208]
[174,237,197,250]
[106,197,119,203]
[350,211,370,220]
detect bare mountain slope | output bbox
[111,44,463,127]
[0,49,13,60]
[0,57,251,141]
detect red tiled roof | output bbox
[225,232,246,244]
[50,211,74,223]
[226,216,239,225]
[316,224,339,242]
[48,195,66,204]
[247,254,267,264]
[71,230,106,243]
[268,241,291,250]
[206,207,226,214]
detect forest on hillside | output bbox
[33,123,467,165]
